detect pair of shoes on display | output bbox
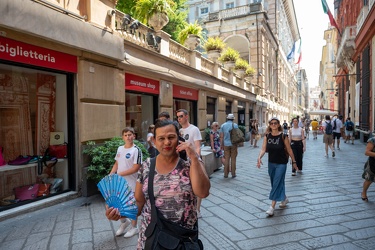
[266,206,274,216]
[332,151,335,157]
[279,198,289,208]
[116,219,131,236]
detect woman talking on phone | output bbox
[105,119,210,249]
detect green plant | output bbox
[177,21,203,45]
[203,37,226,52]
[133,0,175,25]
[234,58,249,70]
[218,47,240,63]
[83,137,149,183]
[245,66,256,77]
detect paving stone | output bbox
[273,219,323,232]
[200,225,238,250]
[315,214,354,225]
[319,242,365,250]
[304,225,350,237]
[53,220,73,235]
[71,228,92,244]
[344,227,375,240]
[0,238,25,250]
[299,235,351,249]
[30,217,56,233]
[237,231,311,249]
[203,215,247,241]
[93,231,117,249]
[353,238,375,250]
[74,219,92,229]
[242,226,281,238]
[23,232,50,250]
[93,218,112,233]
[72,242,93,250]
[49,234,70,250]
[340,218,375,230]
[261,242,308,250]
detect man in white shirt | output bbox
[333,115,344,150]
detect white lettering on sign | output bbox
[0,43,56,63]
[147,82,156,90]
[130,80,156,90]
[179,90,193,96]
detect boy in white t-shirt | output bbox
[110,127,142,238]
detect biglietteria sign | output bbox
[0,36,77,73]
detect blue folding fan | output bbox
[97,174,138,220]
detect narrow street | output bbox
[1,135,375,249]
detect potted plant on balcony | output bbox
[203,37,226,61]
[244,66,256,81]
[234,58,249,76]
[218,47,240,69]
[177,21,203,50]
[133,0,174,31]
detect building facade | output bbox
[187,0,303,124]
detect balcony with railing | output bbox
[114,10,254,94]
[336,25,356,69]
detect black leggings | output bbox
[291,140,303,172]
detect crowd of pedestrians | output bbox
[102,111,374,249]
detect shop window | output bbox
[125,92,156,144]
[0,63,70,207]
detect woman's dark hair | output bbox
[292,117,298,123]
[154,119,179,136]
[325,115,331,120]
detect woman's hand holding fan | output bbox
[98,174,138,220]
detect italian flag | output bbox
[321,0,341,34]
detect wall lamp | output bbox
[146,32,161,50]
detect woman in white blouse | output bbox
[289,118,306,176]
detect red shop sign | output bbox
[0,37,77,73]
[125,73,159,94]
[173,85,198,101]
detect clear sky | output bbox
[293,0,335,87]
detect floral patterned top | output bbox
[136,157,198,249]
[210,130,223,158]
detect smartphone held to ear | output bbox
[178,136,187,161]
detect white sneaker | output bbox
[279,198,289,208]
[266,206,274,216]
[124,227,139,238]
[115,219,131,236]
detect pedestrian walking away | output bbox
[220,114,239,178]
[361,137,375,201]
[289,118,306,176]
[344,117,355,145]
[105,119,210,249]
[109,127,142,238]
[332,115,344,150]
[311,119,319,140]
[322,115,335,158]
[256,117,298,216]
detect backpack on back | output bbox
[346,121,354,131]
[282,123,288,130]
[325,121,333,135]
[230,123,245,144]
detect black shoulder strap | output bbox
[148,157,157,224]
